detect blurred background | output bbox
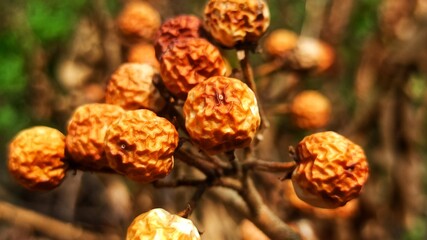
[0,0,427,239]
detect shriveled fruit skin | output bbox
[292,131,369,208]
[8,126,66,191]
[116,1,161,43]
[290,90,331,129]
[204,0,270,48]
[106,63,165,112]
[154,15,203,60]
[183,76,260,154]
[66,103,124,170]
[160,37,227,99]
[104,109,178,182]
[127,208,200,240]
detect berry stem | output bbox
[242,159,297,173]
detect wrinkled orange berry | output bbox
[154,15,203,60]
[283,181,358,219]
[8,126,66,191]
[127,208,200,240]
[292,131,369,208]
[104,109,178,182]
[66,103,124,170]
[290,90,331,129]
[263,29,298,58]
[116,1,161,43]
[127,43,160,69]
[160,37,227,99]
[106,63,165,112]
[204,0,270,48]
[184,76,260,154]
[288,37,335,73]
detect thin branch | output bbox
[178,185,207,218]
[242,160,297,173]
[0,201,119,240]
[153,179,207,188]
[174,148,220,177]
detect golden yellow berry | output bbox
[116,1,161,43]
[104,109,178,182]
[292,131,369,208]
[263,29,298,58]
[160,37,227,99]
[290,90,331,129]
[288,37,335,73]
[127,208,200,240]
[66,103,124,170]
[106,63,165,112]
[204,0,270,48]
[183,76,260,154]
[127,43,160,69]
[8,126,66,191]
[154,15,203,60]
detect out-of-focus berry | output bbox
[290,90,331,129]
[8,126,66,191]
[263,29,298,58]
[183,76,260,154]
[160,37,227,99]
[127,43,160,69]
[66,103,124,170]
[106,63,165,112]
[116,1,161,44]
[154,15,203,60]
[104,109,178,182]
[126,208,200,240]
[288,37,335,73]
[204,0,270,48]
[292,131,369,208]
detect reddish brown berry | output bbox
[104,109,178,182]
[160,37,227,99]
[292,131,369,208]
[154,15,203,59]
[116,1,161,43]
[106,63,165,112]
[204,0,270,48]
[66,103,124,170]
[290,90,332,129]
[127,208,200,240]
[8,126,66,191]
[263,29,298,58]
[183,76,260,154]
[127,43,160,69]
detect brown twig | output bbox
[0,201,119,240]
[174,148,220,177]
[243,160,297,173]
[177,185,207,218]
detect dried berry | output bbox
[184,76,260,154]
[160,37,227,99]
[8,126,66,191]
[204,0,270,48]
[116,1,161,43]
[154,15,203,60]
[127,208,200,240]
[263,29,298,58]
[288,37,335,73]
[106,63,165,112]
[292,131,369,208]
[104,109,178,182]
[290,90,331,129]
[127,43,160,69]
[66,103,124,170]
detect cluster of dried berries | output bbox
[289,90,332,129]
[127,208,200,240]
[291,131,369,208]
[184,76,260,154]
